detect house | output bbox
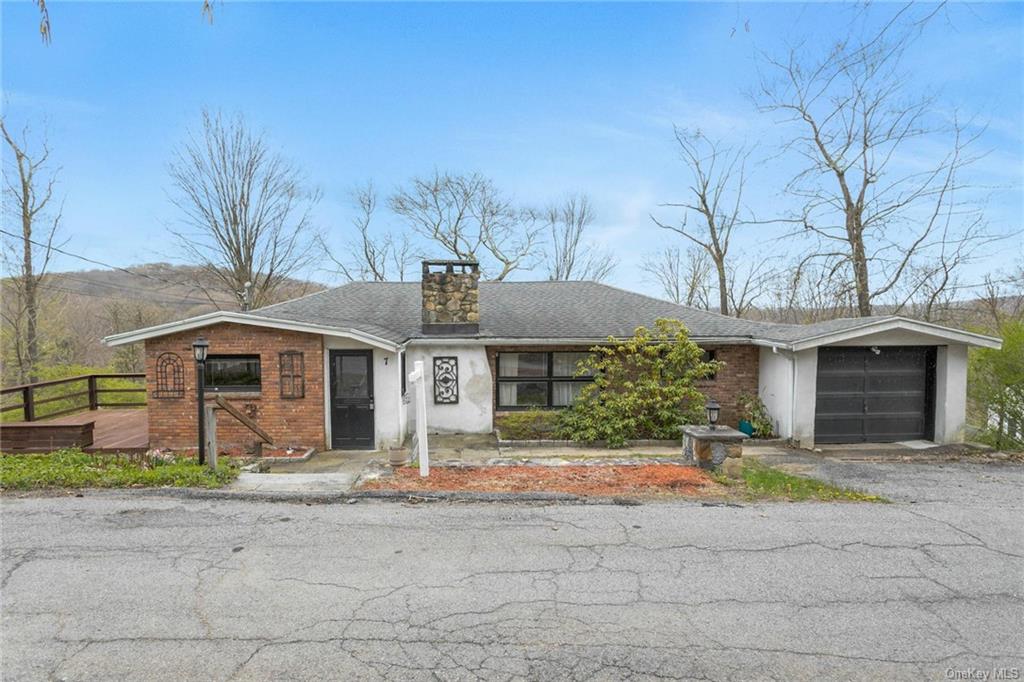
[103,260,1002,452]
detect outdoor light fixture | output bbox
[192,337,209,363]
[705,400,721,430]
[192,338,209,465]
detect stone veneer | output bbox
[144,323,326,451]
[421,261,480,325]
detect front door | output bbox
[329,350,375,449]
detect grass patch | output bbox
[724,459,886,502]
[0,448,238,490]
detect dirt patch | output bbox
[359,464,723,497]
[215,446,312,459]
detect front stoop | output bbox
[230,472,357,494]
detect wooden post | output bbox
[22,386,34,422]
[87,376,99,411]
[204,405,217,470]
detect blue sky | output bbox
[2,1,1022,297]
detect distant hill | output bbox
[0,263,329,377]
[41,262,327,316]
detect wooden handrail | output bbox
[0,373,144,394]
[0,373,146,422]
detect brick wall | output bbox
[485,343,759,427]
[144,323,325,451]
[695,345,759,427]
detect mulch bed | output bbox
[359,464,723,497]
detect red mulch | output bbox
[359,464,722,497]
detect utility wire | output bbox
[0,228,218,292]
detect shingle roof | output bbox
[247,280,890,345]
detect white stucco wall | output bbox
[322,335,403,450]
[791,348,819,449]
[933,344,968,443]
[406,344,493,434]
[758,347,794,439]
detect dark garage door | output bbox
[815,346,936,444]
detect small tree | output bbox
[969,322,1024,450]
[556,319,720,447]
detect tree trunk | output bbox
[714,259,729,316]
[847,213,872,317]
[21,188,39,383]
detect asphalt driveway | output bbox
[2,459,1022,681]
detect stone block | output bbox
[722,457,744,479]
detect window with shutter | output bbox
[279,351,305,399]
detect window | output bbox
[204,355,261,392]
[496,351,594,409]
[279,351,305,399]
[700,349,717,380]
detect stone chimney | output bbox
[421,260,480,335]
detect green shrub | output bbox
[495,410,561,440]
[968,321,1023,451]
[737,392,775,438]
[555,319,719,447]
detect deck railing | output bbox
[0,374,146,423]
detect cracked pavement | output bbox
[2,460,1023,680]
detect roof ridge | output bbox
[250,281,354,313]
[587,281,778,328]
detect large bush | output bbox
[969,321,1024,450]
[556,319,720,447]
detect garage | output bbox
[815,346,936,444]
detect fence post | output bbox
[205,405,218,470]
[22,386,35,422]
[87,376,99,411]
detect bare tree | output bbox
[763,258,857,324]
[167,110,320,311]
[31,0,213,44]
[726,259,772,319]
[755,3,994,317]
[103,299,169,373]
[1,120,63,383]
[544,194,616,282]
[389,171,542,280]
[653,128,752,316]
[641,246,712,308]
[324,183,414,282]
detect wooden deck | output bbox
[3,409,149,452]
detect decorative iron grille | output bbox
[154,352,185,399]
[433,356,458,404]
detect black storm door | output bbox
[329,350,374,449]
[815,346,935,444]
